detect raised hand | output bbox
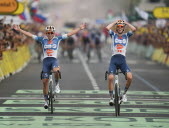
[13,24,20,31]
[79,23,86,30]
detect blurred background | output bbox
[0,0,169,81]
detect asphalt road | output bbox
[0,44,169,128]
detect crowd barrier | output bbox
[128,42,169,67]
[0,45,31,82]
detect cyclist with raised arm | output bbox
[106,20,136,106]
[13,23,86,109]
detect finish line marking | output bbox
[0,97,169,101]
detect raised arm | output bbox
[106,21,117,31]
[124,21,136,32]
[67,23,86,37]
[13,24,34,38]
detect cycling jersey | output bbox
[32,34,68,59]
[109,30,133,56]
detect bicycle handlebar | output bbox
[105,71,108,80]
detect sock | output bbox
[124,86,128,94]
[109,91,113,99]
[44,94,48,101]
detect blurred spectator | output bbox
[132,20,169,55]
[67,36,75,61]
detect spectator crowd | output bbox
[131,20,169,55]
[0,16,43,60]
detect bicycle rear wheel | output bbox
[49,83,53,114]
[114,84,119,116]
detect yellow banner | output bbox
[12,2,24,15]
[0,45,31,79]
[153,7,169,19]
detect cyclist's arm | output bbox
[13,24,34,38]
[67,23,86,37]
[19,29,34,38]
[124,21,136,32]
[106,21,117,30]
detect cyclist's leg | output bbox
[120,57,132,94]
[41,58,50,101]
[125,70,132,94]
[53,67,60,81]
[51,58,60,81]
[108,56,116,98]
[51,58,61,93]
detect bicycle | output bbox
[105,68,127,116]
[48,70,61,114]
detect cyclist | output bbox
[106,20,136,106]
[13,23,86,109]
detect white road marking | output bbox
[77,50,100,90]
[133,73,160,92]
[0,97,168,101]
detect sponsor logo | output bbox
[115,38,127,44]
[46,49,54,56]
[44,44,57,49]
[116,44,124,50]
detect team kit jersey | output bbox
[32,34,68,59]
[108,30,133,74]
[32,34,68,79]
[109,30,133,56]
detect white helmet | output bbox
[45,25,55,32]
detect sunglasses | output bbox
[117,26,124,28]
[46,32,54,35]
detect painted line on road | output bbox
[133,73,160,92]
[0,107,169,114]
[1,97,169,101]
[15,90,169,95]
[3,99,169,106]
[77,50,100,90]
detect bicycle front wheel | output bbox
[118,95,120,116]
[49,83,53,114]
[114,84,119,116]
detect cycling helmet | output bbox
[45,26,55,32]
[116,20,125,27]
